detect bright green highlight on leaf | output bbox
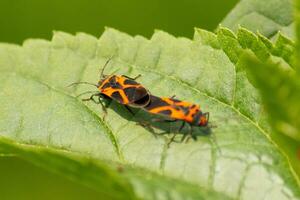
[296,0,300,71]
[195,26,300,179]
[0,27,299,199]
[243,56,300,141]
[236,0,300,181]
[222,0,294,39]
[241,53,300,177]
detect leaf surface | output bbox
[222,0,294,39]
[0,28,299,199]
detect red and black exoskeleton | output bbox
[69,59,150,115]
[142,95,210,144]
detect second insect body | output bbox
[142,95,209,143]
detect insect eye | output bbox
[199,116,208,126]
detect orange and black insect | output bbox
[143,95,209,142]
[69,59,150,114]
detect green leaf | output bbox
[222,0,294,39]
[243,56,300,142]
[241,53,300,176]
[195,27,300,176]
[201,26,296,69]
[296,0,300,70]
[0,28,299,199]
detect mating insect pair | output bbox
[70,59,210,144]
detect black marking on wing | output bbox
[170,98,181,103]
[109,75,117,82]
[111,91,124,103]
[144,95,169,110]
[123,87,136,99]
[133,94,150,106]
[133,87,148,99]
[124,79,139,85]
[110,81,123,89]
[174,107,181,111]
[180,106,190,115]
[108,76,122,89]
[158,109,172,115]
[124,87,149,106]
[101,82,111,89]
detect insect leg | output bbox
[137,121,158,138]
[184,125,194,143]
[168,122,181,146]
[124,105,135,116]
[149,118,177,137]
[81,93,111,120]
[122,74,142,80]
[180,122,191,142]
[166,121,186,146]
[132,74,141,80]
[75,91,98,98]
[82,93,102,104]
[97,96,108,114]
[167,121,184,143]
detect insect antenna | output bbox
[75,91,99,98]
[100,56,114,79]
[67,82,98,88]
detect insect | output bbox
[142,95,210,144]
[69,58,150,115]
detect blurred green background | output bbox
[0,0,238,43]
[0,0,238,199]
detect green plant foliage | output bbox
[296,0,300,70]
[220,0,300,188]
[0,28,299,199]
[222,0,294,39]
[0,156,105,200]
[195,27,300,177]
[243,56,300,141]
[241,53,300,181]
